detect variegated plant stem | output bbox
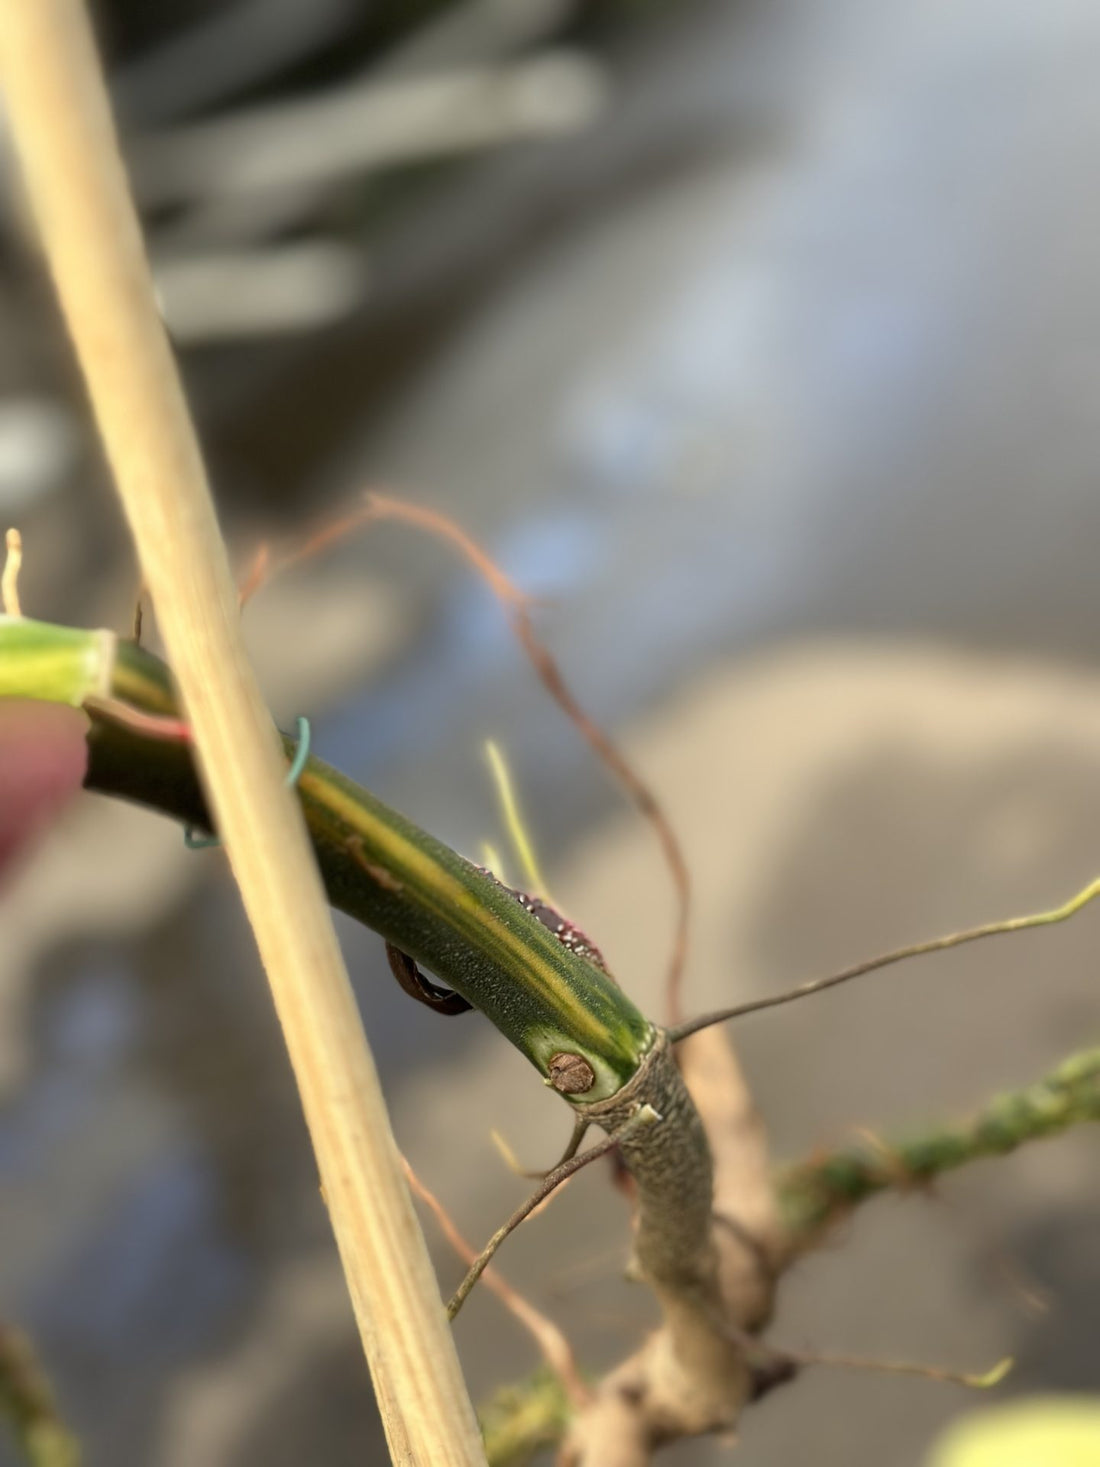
[778,1046,1100,1244]
[0,613,722,1441]
[0,613,656,1095]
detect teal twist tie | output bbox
[184,715,312,850]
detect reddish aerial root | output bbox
[239,489,693,1021]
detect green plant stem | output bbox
[87,637,655,1100]
[0,617,112,706]
[477,1047,1100,1463]
[0,1326,79,1467]
[479,1369,572,1467]
[0,614,654,1090]
[777,1048,1100,1244]
[0,619,654,1095]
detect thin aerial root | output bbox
[2,528,23,616]
[485,738,553,902]
[365,493,692,1024]
[670,872,1100,1043]
[234,490,693,1022]
[84,695,192,744]
[549,1114,591,1172]
[237,542,271,607]
[448,1105,660,1321]
[491,1114,592,1179]
[789,1347,1013,1390]
[503,609,691,1023]
[385,943,473,1016]
[479,840,510,885]
[364,492,535,613]
[131,580,146,644]
[402,1158,590,1408]
[718,1305,1013,1398]
[235,497,481,608]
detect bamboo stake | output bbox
[0,6,486,1463]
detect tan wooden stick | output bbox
[0,5,486,1462]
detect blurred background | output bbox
[3,0,1100,1462]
